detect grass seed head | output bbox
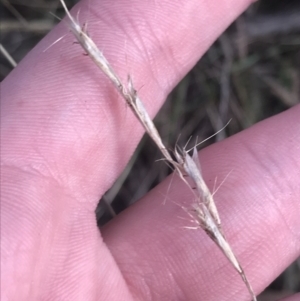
[59,1,257,300]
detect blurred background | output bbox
[1,0,299,300]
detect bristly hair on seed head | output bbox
[59,1,257,300]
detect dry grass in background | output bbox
[1,0,299,300]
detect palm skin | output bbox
[1,0,299,300]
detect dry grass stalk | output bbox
[0,44,17,68]
[59,1,257,300]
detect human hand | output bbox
[1,0,299,300]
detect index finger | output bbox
[1,0,255,205]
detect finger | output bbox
[1,0,254,206]
[102,105,300,301]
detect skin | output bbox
[1,0,299,300]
